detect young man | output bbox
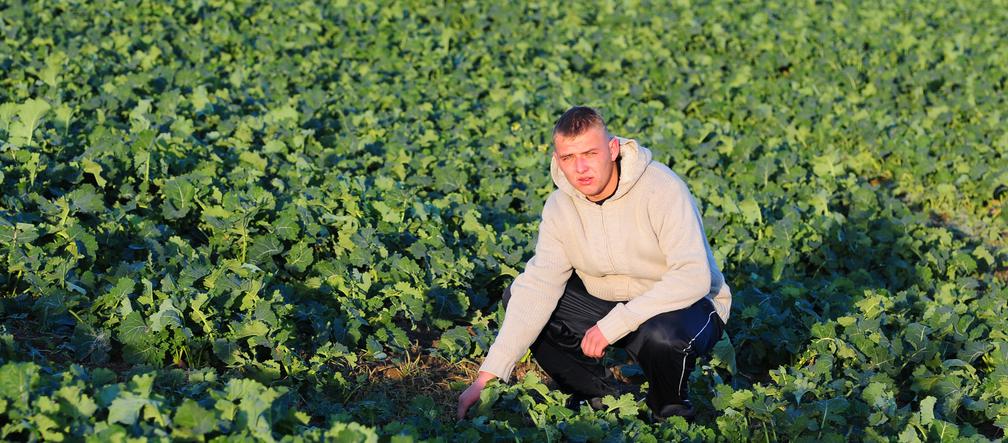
[456,106,732,421]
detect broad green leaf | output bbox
[213,339,241,365]
[161,177,197,220]
[117,312,162,365]
[107,392,158,426]
[191,85,210,111]
[0,102,15,133]
[69,184,105,214]
[232,320,269,339]
[710,334,737,375]
[601,393,639,419]
[149,299,183,332]
[56,385,99,417]
[118,312,149,346]
[239,151,268,171]
[8,98,51,147]
[0,362,40,404]
[284,240,313,273]
[273,212,300,241]
[920,396,937,425]
[172,399,218,438]
[81,159,107,188]
[739,199,762,225]
[247,235,283,265]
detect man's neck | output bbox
[592,158,621,205]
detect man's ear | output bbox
[608,136,620,161]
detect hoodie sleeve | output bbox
[478,196,573,382]
[594,174,713,344]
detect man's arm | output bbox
[457,197,573,418]
[477,199,573,381]
[594,174,714,344]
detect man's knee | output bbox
[638,318,691,354]
[639,310,721,356]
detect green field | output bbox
[1,0,1006,441]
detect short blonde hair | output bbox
[552,106,608,141]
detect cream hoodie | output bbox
[479,137,732,381]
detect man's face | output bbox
[553,125,621,201]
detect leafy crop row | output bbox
[1,0,1005,441]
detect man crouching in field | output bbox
[456,106,732,422]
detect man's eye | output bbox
[585,151,595,157]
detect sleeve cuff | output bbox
[596,303,637,344]
[478,343,520,383]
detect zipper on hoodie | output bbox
[599,204,618,275]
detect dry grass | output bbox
[345,347,551,424]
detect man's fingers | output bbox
[585,341,597,358]
[580,333,601,358]
[457,394,472,420]
[582,333,601,358]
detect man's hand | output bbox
[581,325,609,358]
[456,371,497,420]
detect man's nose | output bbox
[575,157,588,173]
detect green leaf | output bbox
[239,151,268,171]
[232,319,270,339]
[919,396,936,425]
[66,223,98,260]
[149,299,183,332]
[117,312,162,365]
[739,199,762,225]
[118,312,149,346]
[213,339,241,365]
[325,422,380,442]
[8,98,51,147]
[0,222,40,246]
[0,102,16,134]
[373,201,400,224]
[475,380,501,417]
[273,212,300,241]
[191,85,211,111]
[436,326,472,359]
[710,334,737,375]
[55,385,99,418]
[94,277,135,313]
[265,104,298,124]
[173,399,218,439]
[107,392,150,425]
[69,184,106,214]
[601,393,640,419]
[81,159,107,188]
[862,381,895,412]
[248,235,283,265]
[0,362,40,404]
[161,177,197,220]
[284,240,313,273]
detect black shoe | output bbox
[640,400,695,423]
[657,401,695,420]
[565,396,605,412]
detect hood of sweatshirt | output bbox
[550,137,653,203]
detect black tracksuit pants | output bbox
[503,273,723,414]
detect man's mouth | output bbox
[577,177,593,186]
